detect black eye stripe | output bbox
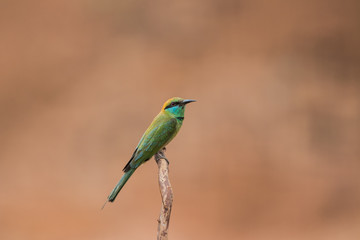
[165,101,181,109]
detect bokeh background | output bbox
[1,1,360,239]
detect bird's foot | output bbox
[155,150,169,165]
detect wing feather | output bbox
[128,115,177,169]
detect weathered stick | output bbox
[154,148,173,240]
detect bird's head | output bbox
[161,97,196,118]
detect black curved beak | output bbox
[182,99,196,105]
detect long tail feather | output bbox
[107,169,136,203]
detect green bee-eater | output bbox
[104,97,196,205]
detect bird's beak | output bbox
[182,99,196,105]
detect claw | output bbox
[155,149,169,165]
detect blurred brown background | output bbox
[1,0,360,239]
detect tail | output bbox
[102,169,136,209]
[108,168,136,202]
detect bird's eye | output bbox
[171,102,176,106]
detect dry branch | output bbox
[154,148,173,240]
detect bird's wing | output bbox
[124,116,177,170]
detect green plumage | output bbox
[105,97,195,205]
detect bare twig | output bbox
[154,148,173,240]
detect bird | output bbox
[103,97,196,208]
